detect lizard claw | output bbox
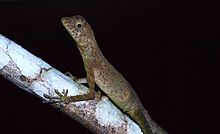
[44,89,70,104]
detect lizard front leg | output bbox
[65,65,96,102]
[44,65,96,103]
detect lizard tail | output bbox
[127,108,153,134]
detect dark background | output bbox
[0,0,218,134]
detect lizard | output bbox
[45,15,153,134]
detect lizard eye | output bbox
[77,23,82,28]
[75,23,83,33]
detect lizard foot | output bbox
[44,89,70,104]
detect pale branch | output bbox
[0,34,167,134]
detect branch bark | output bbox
[0,34,167,134]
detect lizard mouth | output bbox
[61,15,85,40]
[61,17,73,33]
[61,16,80,41]
[61,17,70,25]
[61,16,85,51]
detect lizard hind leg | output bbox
[65,71,87,84]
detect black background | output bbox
[0,0,218,134]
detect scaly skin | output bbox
[60,15,152,134]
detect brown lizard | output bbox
[46,15,153,134]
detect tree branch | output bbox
[0,34,167,134]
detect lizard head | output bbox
[61,15,91,38]
[61,15,101,60]
[61,15,95,51]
